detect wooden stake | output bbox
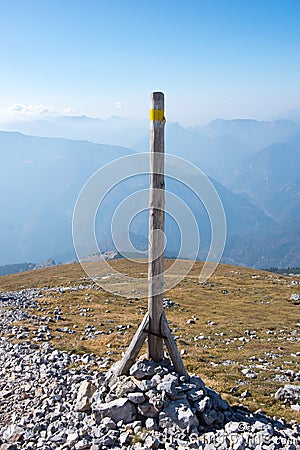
[161,313,188,377]
[108,92,187,381]
[108,313,149,386]
[148,92,165,362]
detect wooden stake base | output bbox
[110,311,188,384]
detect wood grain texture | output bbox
[109,312,149,382]
[148,92,165,362]
[161,313,188,379]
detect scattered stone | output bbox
[241,389,252,398]
[75,380,96,411]
[2,425,24,442]
[159,398,199,431]
[0,445,18,450]
[113,375,137,397]
[275,384,300,410]
[93,397,137,424]
[127,392,146,404]
[163,298,180,309]
[144,434,159,449]
[241,368,258,378]
[187,319,196,324]
[119,431,131,445]
[145,417,158,431]
[129,360,158,379]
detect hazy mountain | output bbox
[0,130,281,269]
[279,108,300,123]
[3,114,300,187]
[134,122,254,184]
[1,128,299,269]
[225,220,300,268]
[135,119,300,188]
[89,168,277,263]
[230,142,300,223]
[196,118,300,151]
[0,115,148,148]
[0,131,135,264]
[228,136,300,267]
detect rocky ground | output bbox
[0,288,299,449]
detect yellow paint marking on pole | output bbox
[150,109,165,122]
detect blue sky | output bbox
[1,0,300,124]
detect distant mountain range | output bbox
[197,118,300,150]
[0,131,134,265]
[230,141,300,223]
[0,112,299,269]
[0,115,148,148]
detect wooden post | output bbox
[148,92,165,362]
[108,91,187,380]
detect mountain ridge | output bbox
[1,117,299,269]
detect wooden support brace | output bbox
[108,312,149,384]
[108,310,188,382]
[161,313,188,379]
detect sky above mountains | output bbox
[1,1,300,125]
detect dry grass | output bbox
[0,259,299,423]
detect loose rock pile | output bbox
[275,385,300,412]
[88,359,300,449]
[0,291,300,449]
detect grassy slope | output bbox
[0,260,299,423]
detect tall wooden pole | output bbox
[108,91,187,382]
[148,92,165,362]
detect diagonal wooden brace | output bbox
[109,310,188,382]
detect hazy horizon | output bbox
[1,105,300,129]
